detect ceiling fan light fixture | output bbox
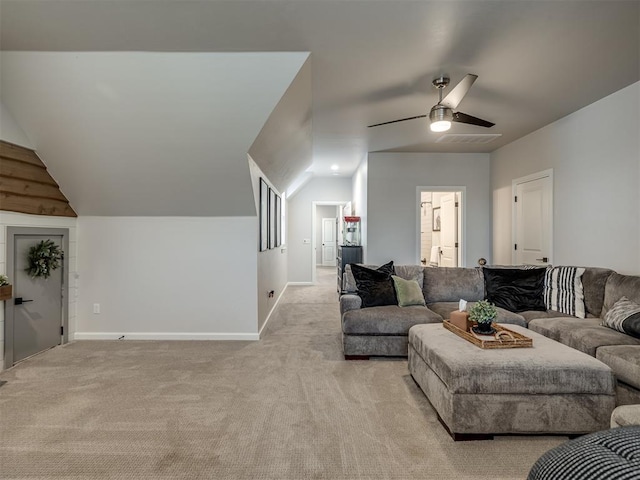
[429,105,453,132]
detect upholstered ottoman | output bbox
[528,426,640,480]
[408,324,616,440]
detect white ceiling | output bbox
[1,52,307,215]
[1,0,639,210]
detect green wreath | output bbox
[26,240,63,279]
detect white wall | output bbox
[248,156,287,333]
[0,102,32,148]
[288,177,352,283]
[76,216,258,339]
[0,211,78,368]
[352,158,368,260]
[366,153,491,266]
[491,82,640,274]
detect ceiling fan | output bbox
[367,74,494,132]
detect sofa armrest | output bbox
[340,294,362,315]
[611,405,640,428]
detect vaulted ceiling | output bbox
[1,0,638,215]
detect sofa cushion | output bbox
[342,305,442,335]
[483,267,546,313]
[391,275,426,307]
[544,266,586,318]
[581,267,614,317]
[602,296,640,339]
[518,309,573,325]
[528,317,640,356]
[427,301,526,327]
[351,262,396,308]
[596,345,640,391]
[422,267,484,304]
[393,265,424,287]
[602,273,640,317]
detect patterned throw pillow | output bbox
[482,267,547,312]
[544,267,586,318]
[351,261,396,308]
[602,296,640,339]
[391,275,426,307]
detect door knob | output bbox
[536,257,549,263]
[14,297,33,306]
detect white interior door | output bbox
[514,172,553,265]
[321,217,337,266]
[439,193,458,267]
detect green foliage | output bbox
[0,274,9,286]
[26,240,63,279]
[469,300,498,324]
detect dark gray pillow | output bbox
[483,267,546,313]
[351,261,396,308]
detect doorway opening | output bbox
[311,201,347,284]
[417,188,465,267]
[4,227,70,369]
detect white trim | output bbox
[258,283,288,338]
[511,169,553,265]
[73,332,260,341]
[415,186,467,267]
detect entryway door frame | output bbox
[416,186,466,267]
[4,227,70,370]
[511,169,553,266]
[311,201,346,284]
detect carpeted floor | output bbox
[0,267,565,479]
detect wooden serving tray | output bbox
[443,320,533,349]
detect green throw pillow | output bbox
[391,275,426,307]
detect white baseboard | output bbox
[258,283,288,338]
[287,281,314,286]
[73,332,260,341]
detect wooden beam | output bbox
[0,176,69,202]
[0,192,77,217]
[0,140,45,167]
[0,158,59,186]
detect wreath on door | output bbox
[26,239,63,279]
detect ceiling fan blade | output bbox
[367,115,427,128]
[440,74,478,109]
[452,111,495,128]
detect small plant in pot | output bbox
[469,300,498,335]
[0,274,12,302]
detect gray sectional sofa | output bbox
[340,264,640,405]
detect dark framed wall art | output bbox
[432,207,441,232]
[259,178,268,251]
[275,194,281,247]
[269,187,276,249]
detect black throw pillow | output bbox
[483,267,546,313]
[351,261,396,308]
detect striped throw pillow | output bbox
[602,296,640,339]
[544,267,586,318]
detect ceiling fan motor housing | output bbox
[429,104,453,123]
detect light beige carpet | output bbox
[0,267,565,479]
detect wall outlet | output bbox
[93,303,101,314]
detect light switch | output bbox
[93,303,101,314]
